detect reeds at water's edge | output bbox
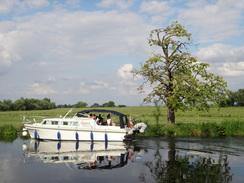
[143,119,244,137]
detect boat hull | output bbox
[24,124,134,142]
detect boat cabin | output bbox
[39,109,129,129]
[76,109,129,129]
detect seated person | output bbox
[96,114,103,125]
[88,113,93,119]
[107,114,111,125]
[106,114,115,126]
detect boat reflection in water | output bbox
[23,140,143,170]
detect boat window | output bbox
[71,122,79,126]
[42,120,51,125]
[51,121,59,125]
[63,121,69,125]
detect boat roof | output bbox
[77,109,127,117]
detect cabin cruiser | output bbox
[23,109,147,142]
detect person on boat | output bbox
[107,114,111,125]
[106,114,115,126]
[96,114,103,125]
[129,117,134,128]
[88,113,93,118]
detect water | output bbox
[0,137,244,183]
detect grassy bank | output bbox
[0,125,18,135]
[0,106,243,137]
[144,119,244,137]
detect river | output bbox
[0,137,243,183]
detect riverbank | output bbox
[1,119,244,139]
[0,106,243,138]
[143,119,244,137]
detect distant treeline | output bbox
[0,98,126,111]
[0,97,56,111]
[0,89,243,111]
[223,89,244,106]
[57,101,126,108]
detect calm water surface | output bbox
[0,137,243,183]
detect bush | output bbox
[0,125,18,136]
[144,120,244,137]
[201,122,217,137]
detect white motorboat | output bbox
[23,109,147,142]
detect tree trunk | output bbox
[167,105,175,125]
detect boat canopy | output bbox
[77,109,128,129]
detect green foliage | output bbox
[235,89,244,106]
[223,89,244,106]
[0,125,18,142]
[0,97,126,111]
[153,100,161,124]
[73,101,88,108]
[0,125,18,135]
[90,102,126,108]
[146,123,164,136]
[102,101,116,107]
[0,97,56,111]
[134,21,227,124]
[144,120,244,137]
[90,103,101,108]
[118,105,126,107]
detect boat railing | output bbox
[22,116,46,124]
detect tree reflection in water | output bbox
[141,139,233,183]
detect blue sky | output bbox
[0,0,243,106]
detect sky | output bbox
[0,0,243,106]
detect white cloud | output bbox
[46,76,56,84]
[196,44,244,63]
[90,80,109,89]
[25,83,57,95]
[139,1,175,25]
[66,0,81,7]
[140,1,174,15]
[118,63,142,87]
[117,64,134,79]
[0,0,17,14]
[195,44,244,77]
[79,80,115,95]
[116,64,142,96]
[0,46,21,74]
[96,0,135,9]
[117,86,139,96]
[0,0,50,14]
[0,7,150,105]
[218,62,244,76]
[79,82,90,94]
[118,63,142,81]
[23,0,50,9]
[0,9,150,73]
[179,0,244,42]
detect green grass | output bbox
[144,119,244,137]
[0,106,243,137]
